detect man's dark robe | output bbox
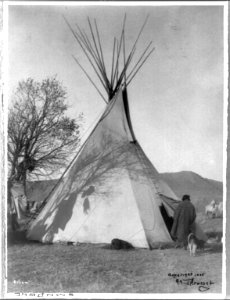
[171,200,196,243]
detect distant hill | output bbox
[160,171,223,212]
[26,171,223,214]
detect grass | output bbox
[6,225,223,295]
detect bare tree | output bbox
[8,77,83,192]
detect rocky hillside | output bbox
[160,171,223,212]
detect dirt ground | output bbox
[6,218,223,296]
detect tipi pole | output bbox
[63,16,109,98]
[75,24,105,75]
[72,56,107,103]
[110,38,116,87]
[122,14,127,86]
[126,47,155,86]
[87,18,110,92]
[126,43,155,83]
[94,19,111,90]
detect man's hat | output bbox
[182,194,190,201]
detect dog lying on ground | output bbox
[111,238,134,250]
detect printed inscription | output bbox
[168,272,215,292]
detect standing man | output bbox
[171,194,196,248]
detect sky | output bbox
[7,2,226,181]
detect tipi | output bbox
[27,17,201,248]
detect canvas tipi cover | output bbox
[27,88,180,248]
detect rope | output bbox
[126,227,145,241]
[67,196,104,241]
[66,140,126,241]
